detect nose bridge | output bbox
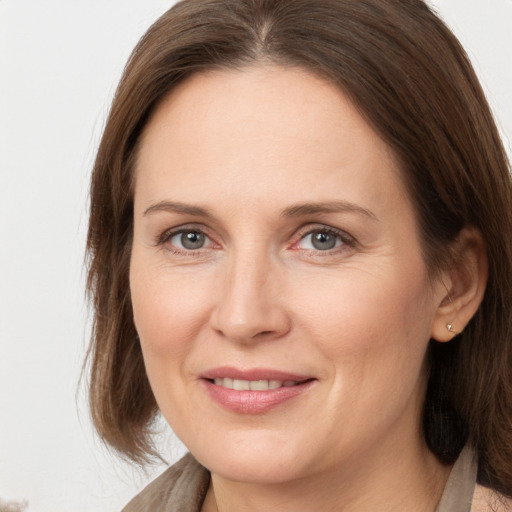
[211,241,289,342]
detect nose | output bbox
[210,250,291,343]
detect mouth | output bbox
[200,367,316,414]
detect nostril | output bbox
[256,330,274,337]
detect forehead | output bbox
[134,65,408,217]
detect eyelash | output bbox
[292,225,356,254]
[156,225,216,256]
[155,224,356,256]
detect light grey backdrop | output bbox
[0,1,510,511]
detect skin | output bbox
[130,66,457,511]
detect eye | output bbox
[172,230,208,250]
[294,227,353,252]
[158,227,216,253]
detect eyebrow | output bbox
[143,199,377,220]
[143,201,212,217]
[281,201,377,220]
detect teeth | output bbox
[213,378,298,390]
[250,380,269,391]
[234,379,250,391]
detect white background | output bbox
[0,1,510,510]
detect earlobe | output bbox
[430,227,488,342]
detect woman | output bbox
[85,0,512,510]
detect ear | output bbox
[430,227,488,342]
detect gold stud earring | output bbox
[446,323,460,335]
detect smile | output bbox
[200,368,316,414]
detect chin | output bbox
[187,433,313,484]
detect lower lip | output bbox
[201,379,315,414]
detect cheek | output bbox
[289,261,434,369]
[130,262,214,360]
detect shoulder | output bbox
[121,453,210,512]
[472,485,512,512]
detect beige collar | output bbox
[436,445,477,512]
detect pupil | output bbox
[181,231,204,249]
[312,232,336,250]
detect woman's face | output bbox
[130,66,447,483]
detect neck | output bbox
[203,440,451,512]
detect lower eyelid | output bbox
[158,227,222,254]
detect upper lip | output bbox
[200,366,313,382]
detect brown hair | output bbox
[86,0,512,494]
